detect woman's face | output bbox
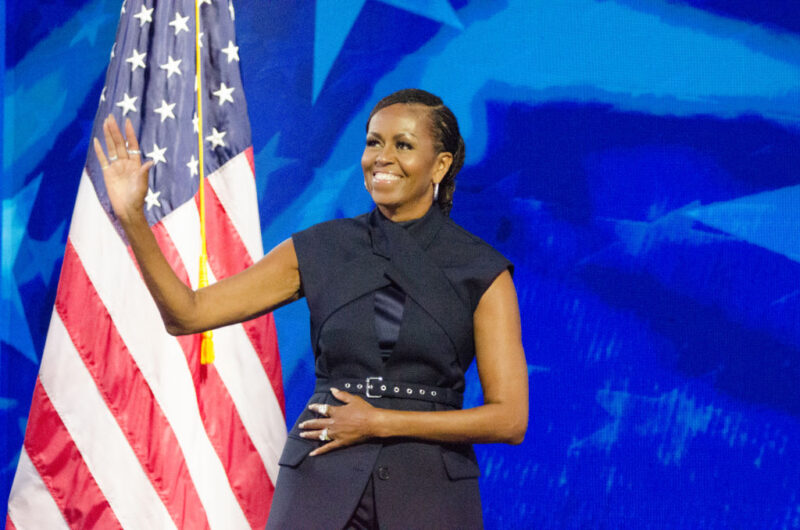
[362,103,452,221]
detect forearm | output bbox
[96,116,302,335]
[304,272,529,455]
[370,401,527,445]
[120,210,200,334]
[372,273,529,445]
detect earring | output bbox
[433,182,439,201]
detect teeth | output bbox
[373,172,401,182]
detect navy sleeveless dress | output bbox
[267,205,511,529]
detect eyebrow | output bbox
[366,131,418,140]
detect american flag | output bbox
[6,1,286,528]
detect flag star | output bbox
[213,83,235,105]
[199,0,212,5]
[144,187,161,210]
[146,143,168,165]
[126,48,147,71]
[197,31,204,48]
[133,4,154,26]
[192,112,199,133]
[221,40,239,63]
[110,42,116,59]
[205,127,227,149]
[100,86,107,102]
[160,56,182,78]
[168,12,190,35]
[120,0,126,14]
[153,100,176,122]
[187,155,199,177]
[229,0,235,20]
[115,92,138,115]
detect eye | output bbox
[396,141,413,150]
[365,138,380,147]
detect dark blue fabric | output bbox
[374,283,405,362]
[268,205,509,529]
[373,217,418,362]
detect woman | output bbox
[95,88,528,529]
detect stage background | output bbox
[2,1,800,527]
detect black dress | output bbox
[266,205,512,530]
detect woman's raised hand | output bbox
[93,115,153,224]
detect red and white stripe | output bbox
[7,149,286,529]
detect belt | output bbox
[315,377,463,408]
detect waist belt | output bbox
[315,377,463,408]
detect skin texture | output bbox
[94,106,528,456]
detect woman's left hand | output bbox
[298,388,380,456]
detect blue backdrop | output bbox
[3,1,800,527]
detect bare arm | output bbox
[300,270,529,454]
[94,115,301,335]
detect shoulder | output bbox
[292,214,369,256]
[290,213,372,286]
[432,216,513,311]
[436,216,511,271]
[293,213,369,244]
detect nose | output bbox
[375,145,394,165]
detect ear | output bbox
[433,152,453,185]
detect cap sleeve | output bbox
[291,215,370,308]
[468,248,513,312]
[291,223,326,301]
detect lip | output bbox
[372,171,403,183]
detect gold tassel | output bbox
[201,330,215,364]
[198,254,214,364]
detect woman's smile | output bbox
[372,170,403,184]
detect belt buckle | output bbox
[365,376,383,398]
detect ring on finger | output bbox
[319,428,331,442]
[127,149,141,155]
[318,404,330,416]
[109,155,118,162]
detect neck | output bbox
[377,201,435,223]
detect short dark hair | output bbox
[366,89,465,216]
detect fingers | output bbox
[299,427,332,442]
[102,117,118,162]
[309,439,344,457]
[103,115,126,161]
[139,160,154,178]
[308,403,332,416]
[297,423,347,457]
[106,115,129,161]
[299,399,333,433]
[124,118,142,163]
[330,387,352,402]
[298,421,340,454]
[97,115,146,172]
[298,418,332,432]
[93,137,109,169]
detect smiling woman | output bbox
[93,88,527,529]
[362,102,453,221]
[363,89,466,219]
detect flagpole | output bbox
[194,0,214,364]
